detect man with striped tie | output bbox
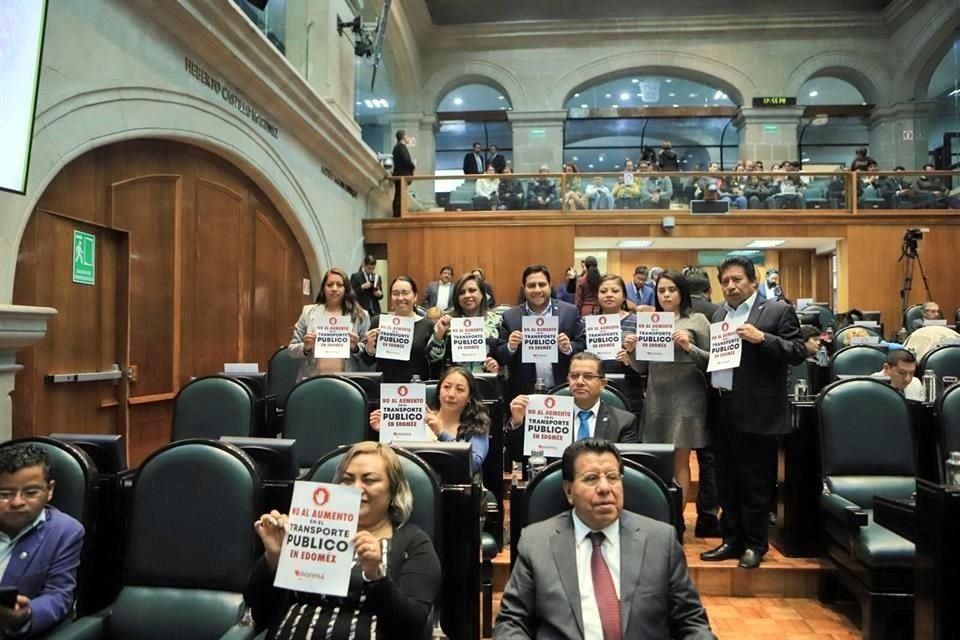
[494,439,713,639]
[504,352,639,464]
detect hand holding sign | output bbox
[354,530,384,580]
[736,323,765,344]
[522,316,559,364]
[673,329,691,352]
[708,321,743,372]
[254,509,288,570]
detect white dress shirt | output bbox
[572,511,621,640]
[711,290,759,390]
[872,370,925,401]
[437,282,453,309]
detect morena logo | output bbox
[392,316,401,326]
[398,385,408,397]
[545,397,556,409]
[721,322,730,332]
[651,313,660,323]
[536,317,545,327]
[598,316,608,326]
[329,316,338,325]
[463,319,472,328]
[312,487,330,506]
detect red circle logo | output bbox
[398,385,408,396]
[536,317,545,327]
[312,487,330,506]
[722,322,730,332]
[392,316,401,326]
[651,313,660,323]
[463,319,472,328]
[545,397,556,408]
[328,316,337,325]
[598,316,607,326]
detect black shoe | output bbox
[700,542,743,561]
[738,549,763,569]
[694,515,722,538]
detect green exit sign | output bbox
[529,128,546,138]
[72,230,95,285]
[763,124,780,133]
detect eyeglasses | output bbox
[0,486,48,503]
[567,373,604,383]
[578,472,622,487]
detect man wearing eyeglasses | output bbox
[494,438,713,639]
[504,352,639,463]
[0,443,84,637]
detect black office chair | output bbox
[267,347,300,432]
[833,324,881,346]
[172,376,256,441]
[829,345,887,380]
[903,303,924,333]
[283,375,368,469]
[802,304,836,332]
[547,382,631,412]
[919,344,960,379]
[939,382,960,461]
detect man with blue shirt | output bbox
[625,265,655,310]
[700,257,805,569]
[0,444,84,637]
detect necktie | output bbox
[577,410,592,441]
[589,532,621,640]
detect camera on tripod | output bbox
[902,227,928,257]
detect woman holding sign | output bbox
[433,272,502,375]
[626,270,711,509]
[593,274,646,414]
[289,268,371,380]
[245,441,442,639]
[362,276,444,383]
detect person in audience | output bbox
[850,147,875,171]
[493,438,713,639]
[743,173,771,209]
[423,265,456,311]
[505,353,639,463]
[612,160,642,205]
[496,265,585,402]
[526,165,559,209]
[561,163,587,210]
[700,256,806,569]
[0,444,84,638]
[246,441,441,640]
[584,175,614,210]
[555,266,577,304]
[757,268,784,301]
[625,264,655,309]
[463,141,485,175]
[640,145,659,165]
[474,165,501,210]
[593,274,645,413]
[659,141,680,172]
[471,267,497,307]
[875,349,923,401]
[488,145,507,173]
[288,267,371,380]
[433,272,502,375]
[626,271,711,512]
[638,162,673,208]
[648,266,664,286]
[497,166,526,210]
[574,255,601,316]
[363,276,444,382]
[391,129,415,218]
[801,325,822,357]
[351,255,383,319]
[910,301,943,331]
[914,163,949,208]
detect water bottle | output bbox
[533,377,548,394]
[794,378,809,401]
[946,452,960,489]
[816,344,829,367]
[528,448,547,480]
[922,369,937,403]
[410,374,422,383]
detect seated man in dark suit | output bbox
[0,444,85,637]
[494,438,713,639]
[505,352,638,463]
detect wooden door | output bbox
[12,211,129,441]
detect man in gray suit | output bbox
[494,439,713,639]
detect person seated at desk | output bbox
[493,439,713,639]
[874,349,924,401]
[911,301,943,332]
[504,352,639,463]
[801,325,822,358]
[245,442,441,640]
[0,443,85,638]
[526,166,560,210]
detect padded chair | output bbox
[939,383,960,461]
[817,378,915,639]
[918,344,960,380]
[803,304,836,332]
[834,325,882,347]
[49,440,262,640]
[267,347,300,432]
[172,376,256,441]
[903,303,924,333]
[283,375,368,469]
[547,382,630,412]
[829,345,887,380]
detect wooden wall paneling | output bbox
[812,253,833,304]
[777,250,814,301]
[253,210,292,369]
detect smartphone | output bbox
[0,587,17,608]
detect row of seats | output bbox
[827,343,960,380]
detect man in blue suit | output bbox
[0,444,84,637]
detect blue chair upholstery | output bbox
[173,376,256,441]
[829,345,887,379]
[919,344,960,379]
[547,383,630,412]
[283,375,368,468]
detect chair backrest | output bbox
[267,346,300,409]
[803,304,836,331]
[919,344,960,379]
[172,376,255,441]
[939,383,960,456]
[904,303,924,332]
[308,445,441,543]
[834,324,881,346]
[524,459,673,528]
[112,439,261,639]
[817,378,914,508]
[283,376,369,467]
[548,383,630,412]
[829,345,887,379]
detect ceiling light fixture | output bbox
[617,240,655,248]
[620,92,630,101]
[364,99,374,108]
[746,240,785,248]
[453,97,463,105]
[808,90,819,97]
[580,104,589,108]
[631,78,639,84]
[605,93,612,98]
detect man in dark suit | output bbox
[463,142,485,175]
[488,145,507,173]
[423,265,455,310]
[494,439,713,639]
[350,255,382,318]
[504,352,639,462]
[0,444,85,637]
[495,265,585,403]
[391,129,416,218]
[700,257,806,569]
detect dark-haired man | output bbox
[0,444,84,637]
[625,265,654,309]
[875,349,923,401]
[701,256,806,568]
[391,129,416,217]
[350,256,383,318]
[494,439,713,639]
[463,142,485,175]
[488,145,507,173]
[424,266,455,310]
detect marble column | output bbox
[868,102,937,170]
[0,305,57,442]
[734,106,806,165]
[508,110,568,174]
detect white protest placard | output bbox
[707,320,742,372]
[313,315,352,359]
[585,314,623,360]
[273,481,361,597]
[450,317,487,363]
[635,312,676,362]
[522,315,559,364]
[379,383,429,442]
[523,394,575,458]
[375,314,416,361]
